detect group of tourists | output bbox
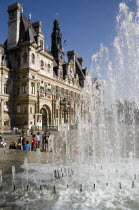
[0,130,52,152]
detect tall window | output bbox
[17,105,21,113]
[56,109,58,118]
[24,107,27,113]
[4,83,8,94]
[23,52,27,63]
[30,107,32,114]
[4,101,9,112]
[32,53,35,64]
[48,64,51,72]
[31,82,35,94]
[22,83,27,94]
[40,40,43,49]
[40,60,44,70]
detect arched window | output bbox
[40,60,44,70]
[23,52,27,63]
[32,53,35,64]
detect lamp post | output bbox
[60,98,70,123]
[37,82,40,113]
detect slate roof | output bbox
[75,58,85,79]
[19,15,37,43]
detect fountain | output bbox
[1,1,139,209]
[0,170,2,190]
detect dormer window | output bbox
[23,52,27,64]
[32,53,35,64]
[40,60,44,70]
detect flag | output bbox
[40,88,44,97]
[60,72,63,79]
[63,40,67,46]
[47,89,52,98]
[60,94,65,100]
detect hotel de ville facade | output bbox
[0,3,88,131]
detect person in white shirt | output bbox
[36,132,40,148]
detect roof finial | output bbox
[56,13,59,20]
[21,4,23,15]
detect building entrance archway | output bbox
[40,105,51,130]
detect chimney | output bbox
[67,50,76,62]
[78,57,83,67]
[32,21,44,50]
[7,3,21,49]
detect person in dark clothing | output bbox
[16,139,22,150]
[0,140,4,148]
[42,131,50,151]
[22,135,27,146]
[30,128,34,135]
[21,129,24,136]
[9,142,17,149]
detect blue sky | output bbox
[0,0,134,69]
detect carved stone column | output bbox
[0,99,4,131]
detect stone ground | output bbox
[2,130,60,149]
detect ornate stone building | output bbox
[0,3,88,131]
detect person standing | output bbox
[22,135,27,146]
[36,132,40,148]
[31,135,36,151]
[21,129,24,136]
[30,127,34,135]
[16,139,22,150]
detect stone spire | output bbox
[51,19,64,64]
